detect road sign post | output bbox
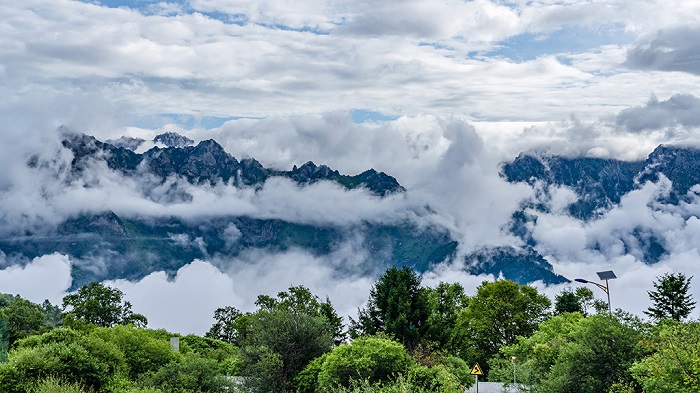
[470,363,483,393]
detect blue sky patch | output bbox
[488,24,634,61]
[351,110,399,124]
[134,114,259,130]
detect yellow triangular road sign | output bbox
[470,363,483,375]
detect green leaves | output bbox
[631,321,700,393]
[351,267,429,348]
[645,273,696,322]
[210,285,339,393]
[453,280,551,371]
[62,282,148,329]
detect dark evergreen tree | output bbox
[645,273,696,321]
[350,266,429,348]
[555,290,581,314]
[554,287,594,315]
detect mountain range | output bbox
[4,131,700,289]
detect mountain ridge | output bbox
[24,133,700,289]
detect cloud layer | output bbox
[2,0,700,334]
[2,0,700,127]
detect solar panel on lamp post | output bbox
[574,270,616,314]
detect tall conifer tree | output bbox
[645,273,696,321]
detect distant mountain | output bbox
[62,133,405,195]
[106,136,145,151]
[503,145,700,219]
[502,154,644,220]
[3,132,578,289]
[105,131,195,152]
[153,131,194,148]
[502,144,700,264]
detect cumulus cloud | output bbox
[109,242,377,334]
[616,93,700,132]
[0,253,72,305]
[626,26,700,75]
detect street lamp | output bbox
[574,270,617,314]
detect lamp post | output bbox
[575,270,617,314]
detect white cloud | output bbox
[3,0,700,334]
[109,244,377,335]
[0,253,72,305]
[3,0,700,126]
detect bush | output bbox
[31,376,91,393]
[142,354,233,393]
[92,325,180,379]
[315,336,412,391]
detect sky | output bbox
[1,0,700,334]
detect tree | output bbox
[452,280,550,371]
[317,336,413,390]
[0,328,127,393]
[228,286,338,392]
[143,354,233,393]
[257,286,345,344]
[645,272,696,321]
[297,336,472,393]
[62,282,147,328]
[488,312,585,389]
[424,282,468,350]
[554,287,594,315]
[206,306,243,344]
[631,321,700,393]
[351,267,429,348]
[4,296,49,347]
[490,313,644,393]
[539,314,644,393]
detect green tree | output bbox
[452,280,550,373]
[230,286,337,392]
[41,300,63,327]
[631,321,700,393]
[644,272,696,321]
[257,286,345,345]
[206,306,242,344]
[351,267,429,348]
[91,325,179,380]
[62,282,147,328]
[298,336,471,393]
[5,296,49,347]
[0,328,127,393]
[491,313,645,393]
[423,282,468,350]
[0,309,8,362]
[540,314,644,393]
[488,312,584,389]
[298,336,413,392]
[554,287,594,315]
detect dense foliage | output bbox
[0,270,697,393]
[62,283,148,328]
[644,273,696,321]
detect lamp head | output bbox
[596,270,617,280]
[574,278,589,283]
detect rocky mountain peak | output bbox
[153,132,194,148]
